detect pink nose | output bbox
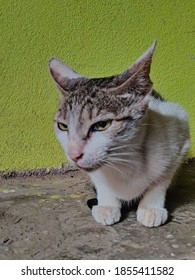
[69,152,83,163]
[67,140,84,163]
[68,147,84,163]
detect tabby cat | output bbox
[49,41,190,227]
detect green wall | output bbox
[1,0,195,171]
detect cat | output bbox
[48,41,190,227]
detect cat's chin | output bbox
[68,160,101,172]
[77,164,102,173]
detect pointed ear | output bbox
[48,58,82,91]
[107,40,156,96]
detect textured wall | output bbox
[1,0,195,171]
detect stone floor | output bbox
[0,162,195,259]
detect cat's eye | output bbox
[90,120,112,132]
[57,122,68,131]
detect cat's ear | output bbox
[48,58,82,92]
[108,40,156,97]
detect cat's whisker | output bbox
[109,156,139,162]
[109,152,139,157]
[109,144,142,151]
[109,157,174,177]
[110,148,175,162]
[108,156,141,166]
[108,160,138,171]
[103,160,127,177]
[106,164,125,177]
[108,153,144,166]
[108,145,145,154]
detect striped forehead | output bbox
[67,100,95,138]
[59,83,140,124]
[70,101,93,123]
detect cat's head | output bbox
[49,41,156,171]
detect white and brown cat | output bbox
[48,41,190,227]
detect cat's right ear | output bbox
[48,58,82,92]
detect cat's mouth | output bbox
[81,167,96,172]
[76,163,103,172]
[68,159,101,172]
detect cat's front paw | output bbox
[137,207,168,227]
[92,206,121,225]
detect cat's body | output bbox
[49,41,190,227]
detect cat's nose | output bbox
[70,153,83,163]
[68,149,83,163]
[67,140,84,163]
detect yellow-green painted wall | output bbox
[1,0,195,171]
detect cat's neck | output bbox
[131,110,149,150]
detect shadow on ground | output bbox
[0,163,195,259]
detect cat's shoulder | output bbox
[148,91,189,122]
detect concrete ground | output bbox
[0,162,195,260]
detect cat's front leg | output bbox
[92,185,121,226]
[92,206,121,226]
[137,180,169,227]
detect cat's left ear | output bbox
[108,40,156,98]
[48,58,82,92]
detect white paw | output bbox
[137,207,168,227]
[92,206,121,225]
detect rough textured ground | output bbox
[0,163,195,260]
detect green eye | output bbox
[91,120,112,132]
[57,122,68,131]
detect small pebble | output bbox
[166,234,173,239]
[3,189,15,193]
[172,244,180,248]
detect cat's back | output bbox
[142,95,190,177]
[145,94,190,157]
